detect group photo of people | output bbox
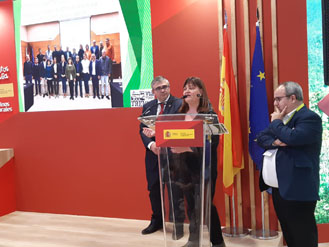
[20,0,125,112]
[23,39,114,101]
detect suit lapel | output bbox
[149,100,158,115]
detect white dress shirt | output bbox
[262,106,299,188]
[81,59,90,74]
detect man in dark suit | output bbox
[32,57,41,96]
[23,55,33,84]
[52,46,58,63]
[90,40,100,59]
[72,48,78,62]
[78,44,84,61]
[89,54,101,99]
[99,50,112,100]
[139,76,182,235]
[64,47,72,62]
[257,81,322,247]
[99,41,104,56]
[74,56,83,98]
[58,46,65,63]
[36,48,44,63]
[59,55,67,97]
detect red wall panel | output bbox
[0,0,19,123]
[0,159,16,216]
[0,108,150,220]
[277,0,309,103]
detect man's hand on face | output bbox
[271,106,287,122]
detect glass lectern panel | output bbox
[138,114,227,247]
[158,135,212,247]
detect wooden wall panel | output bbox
[29,35,61,60]
[21,41,28,64]
[21,35,61,67]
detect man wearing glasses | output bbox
[257,81,322,247]
[139,76,182,235]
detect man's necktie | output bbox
[159,102,165,115]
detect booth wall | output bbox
[0,108,149,219]
[0,159,16,216]
[0,0,328,241]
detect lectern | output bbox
[139,113,227,247]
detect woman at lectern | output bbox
[170,77,225,247]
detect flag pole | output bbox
[222,181,249,237]
[217,0,231,230]
[248,6,278,240]
[219,5,248,238]
[230,0,244,231]
[271,0,280,233]
[260,38,270,227]
[251,191,278,239]
[243,0,257,232]
[271,0,279,90]
[232,189,236,234]
[230,0,243,232]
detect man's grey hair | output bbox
[151,76,169,89]
[282,81,303,101]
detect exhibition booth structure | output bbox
[0,0,329,245]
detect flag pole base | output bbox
[222,227,249,238]
[250,229,278,240]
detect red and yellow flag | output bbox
[218,27,244,195]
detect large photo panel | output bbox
[307,0,329,224]
[18,0,154,112]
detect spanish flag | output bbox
[219,26,244,195]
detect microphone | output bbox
[181,94,202,99]
[141,102,167,116]
[141,103,159,116]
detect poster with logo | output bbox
[130,89,154,107]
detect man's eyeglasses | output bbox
[274,95,290,102]
[154,85,169,92]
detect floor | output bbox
[0,211,326,247]
[28,93,112,112]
